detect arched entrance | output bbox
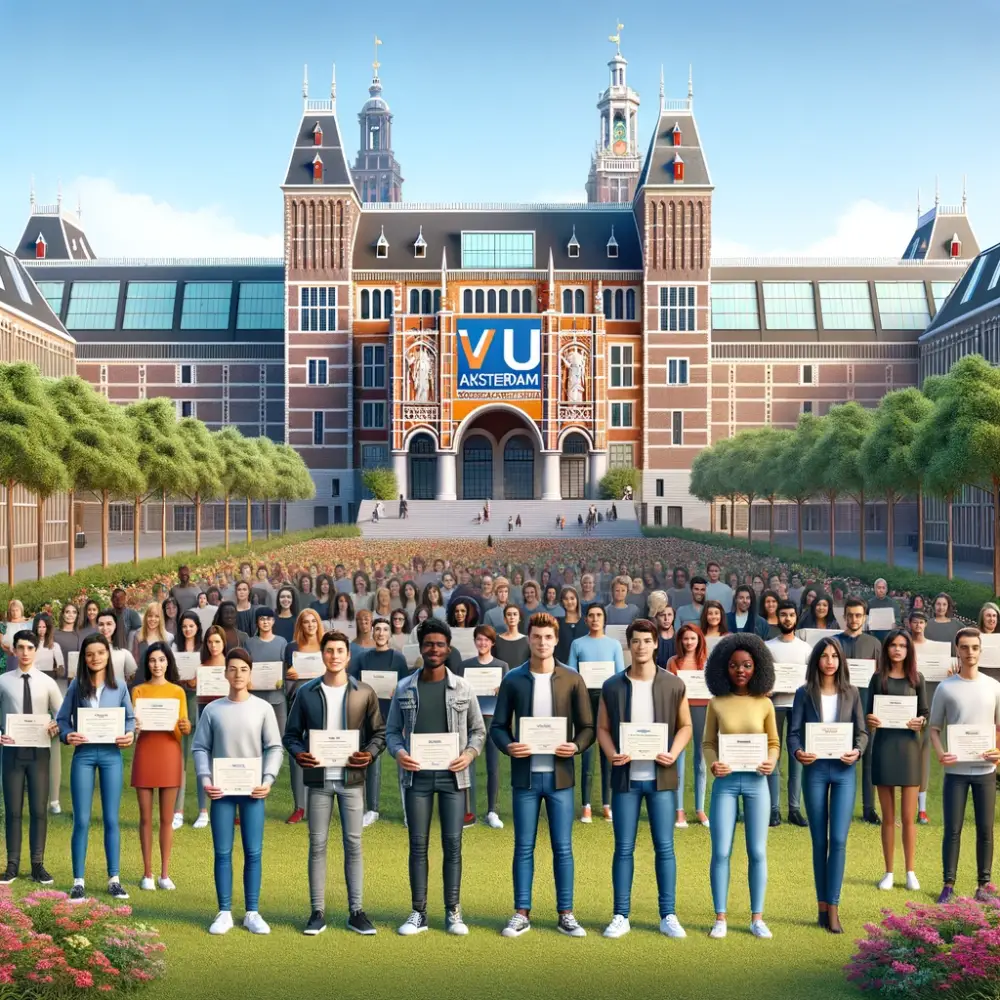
[560,433,587,499]
[455,405,542,500]
[504,436,535,500]
[408,433,437,500]
[462,435,493,499]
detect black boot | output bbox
[769,809,781,828]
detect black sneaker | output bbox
[30,864,53,885]
[347,910,377,936]
[0,864,17,885]
[557,912,587,938]
[303,910,327,936]
[108,880,129,900]
[862,808,881,825]
[787,809,809,828]
[69,884,86,902]
[769,810,782,828]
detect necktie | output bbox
[22,673,32,714]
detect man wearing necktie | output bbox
[0,630,62,885]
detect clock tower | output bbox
[353,36,404,203]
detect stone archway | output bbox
[455,405,542,500]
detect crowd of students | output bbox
[0,554,999,942]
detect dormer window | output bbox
[313,122,323,146]
[34,233,46,260]
[672,155,685,183]
[950,234,962,259]
[671,122,682,146]
[312,153,324,183]
[376,226,389,259]
[607,226,619,259]
[567,225,581,259]
[413,226,427,259]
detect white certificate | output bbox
[805,722,854,759]
[134,698,180,733]
[463,666,502,698]
[947,724,996,763]
[449,628,477,659]
[309,729,360,767]
[197,665,229,697]
[361,669,397,699]
[293,651,324,679]
[799,629,841,647]
[678,670,711,700]
[979,634,1000,669]
[578,660,616,690]
[772,662,807,694]
[719,733,769,771]
[867,607,897,631]
[847,659,877,687]
[67,651,79,679]
[251,661,284,692]
[173,651,201,681]
[402,643,421,668]
[606,625,629,649]
[4,713,52,748]
[409,732,460,770]
[872,694,918,729]
[519,716,567,754]
[77,707,126,743]
[916,652,951,682]
[620,722,669,761]
[212,757,262,796]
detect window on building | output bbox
[653,506,663,526]
[511,289,521,313]
[625,288,636,320]
[313,506,329,528]
[362,344,386,388]
[667,358,689,385]
[331,478,340,498]
[312,411,324,445]
[672,411,683,445]
[461,232,534,269]
[475,289,485,313]
[234,282,282,329]
[179,364,194,385]
[667,506,683,527]
[655,478,664,497]
[610,344,634,387]
[802,400,814,414]
[421,289,433,314]
[961,254,990,304]
[610,402,633,427]
[301,286,336,331]
[463,289,473,312]
[603,289,613,320]
[659,286,696,331]
[108,502,134,532]
[123,282,176,330]
[523,288,533,312]
[710,282,759,329]
[409,289,419,313]
[362,401,386,428]
[361,444,388,468]
[361,289,371,319]
[179,401,194,419]
[609,443,634,469]
[818,282,874,330]
[488,289,497,312]
[762,282,816,330]
[990,259,1000,292]
[173,505,197,531]
[180,282,232,330]
[875,282,931,329]
[307,358,328,385]
[383,289,393,317]
[613,288,624,319]
[801,364,816,385]
[34,281,65,315]
[333,505,343,523]
[64,281,121,329]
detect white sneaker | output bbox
[501,912,531,938]
[362,810,379,828]
[193,811,209,829]
[397,910,428,936]
[877,872,895,891]
[49,801,61,815]
[446,907,469,936]
[486,811,504,829]
[157,877,176,890]
[603,914,631,939]
[750,919,772,939]
[209,910,233,935]
[172,813,184,831]
[709,919,727,939]
[243,911,270,935]
[675,818,689,829]
[906,871,920,891]
[139,877,156,891]
[660,914,687,938]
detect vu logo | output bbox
[457,327,540,370]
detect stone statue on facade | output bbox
[409,346,433,402]
[562,347,587,403]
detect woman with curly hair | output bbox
[702,634,780,940]
[799,592,837,632]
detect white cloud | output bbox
[714,199,915,258]
[70,177,282,257]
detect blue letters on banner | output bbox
[455,318,541,397]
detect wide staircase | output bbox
[356,499,642,539]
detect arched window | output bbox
[499,289,508,313]
[433,290,441,314]
[475,289,485,313]
[360,289,370,320]
[603,289,612,319]
[615,289,624,319]
[463,289,473,312]
[487,289,497,312]
[410,289,419,314]
[522,288,532,313]
[562,289,573,313]
[421,289,432,314]
[384,290,393,317]
[511,289,521,313]
[626,288,636,320]
[575,289,585,314]
[372,290,382,319]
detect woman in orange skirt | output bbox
[132,641,191,891]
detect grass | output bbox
[8,750,996,1000]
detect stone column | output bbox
[541,451,561,501]
[588,451,608,500]
[436,451,457,501]
[392,451,408,500]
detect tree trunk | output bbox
[947,495,954,580]
[917,485,925,575]
[886,495,895,568]
[101,490,110,568]
[768,498,775,551]
[797,499,804,554]
[67,489,75,577]
[246,497,252,546]
[265,499,271,541]
[729,498,735,538]
[709,501,716,534]
[993,479,1000,597]
[746,498,753,546]
[160,490,167,560]
[829,493,836,559]
[5,481,15,589]
[194,493,202,555]
[36,494,45,580]
[224,493,230,552]
[133,497,141,565]
[858,489,865,564]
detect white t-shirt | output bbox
[320,681,348,782]
[530,671,555,773]
[821,693,839,723]
[86,683,106,709]
[766,636,813,708]
[629,677,656,783]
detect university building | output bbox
[6,40,984,547]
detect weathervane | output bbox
[373,35,382,77]
[608,21,624,54]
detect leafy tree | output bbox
[176,418,223,555]
[598,466,639,501]
[722,428,773,545]
[246,437,279,545]
[756,427,793,551]
[214,427,259,552]
[269,443,316,535]
[860,388,933,569]
[46,376,142,573]
[361,467,399,502]
[690,447,723,533]
[0,364,69,586]
[775,413,824,554]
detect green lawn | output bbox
[9,751,995,1000]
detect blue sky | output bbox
[2,0,997,258]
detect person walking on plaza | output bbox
[399,494,408,520]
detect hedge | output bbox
[361,467,399,501]
[599,467,639,500]
[1,525,360,615]
[642,524,997,618]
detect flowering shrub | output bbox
[0,888,165,996]
[846,896,1000,995]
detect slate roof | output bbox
[901,206,980,262]
[635,109,712,191]
[0,245,73,341]
[921,241,1000,340]
[14,212,95,261]
[282,108,354,188]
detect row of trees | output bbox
[0,364,315,586]
[690,354,1000,593]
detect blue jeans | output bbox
[210,796,265,912]
[469,715,501,815]
[512,771,575,912]
[675,704,707,813]
[611,781,677,918]
[70,744,123,879]
[801,760,856,904]
[710,772,770,915]
[767,707,802,812]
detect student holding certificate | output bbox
[171,611,207,830]
[701,634,780,940]
[667,623,710,828]
[865,628,928,891]
[94,610,138,686]
[131,642,190,891]
[385,619,485,937]
[928,627,1000,904]
[56,633,136,902]
[0,630,62,887]
[193,648,284,936]
[492,612,595,939]
[283,629,386,937]
[597,619,692,939]
[787,638,867,934]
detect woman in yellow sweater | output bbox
[703,633,780,941]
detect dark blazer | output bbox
[725,612,770,638]
[283,675,386,788]
[786,684,868,761]
[490,663,595,790]
[600,668,689,792]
